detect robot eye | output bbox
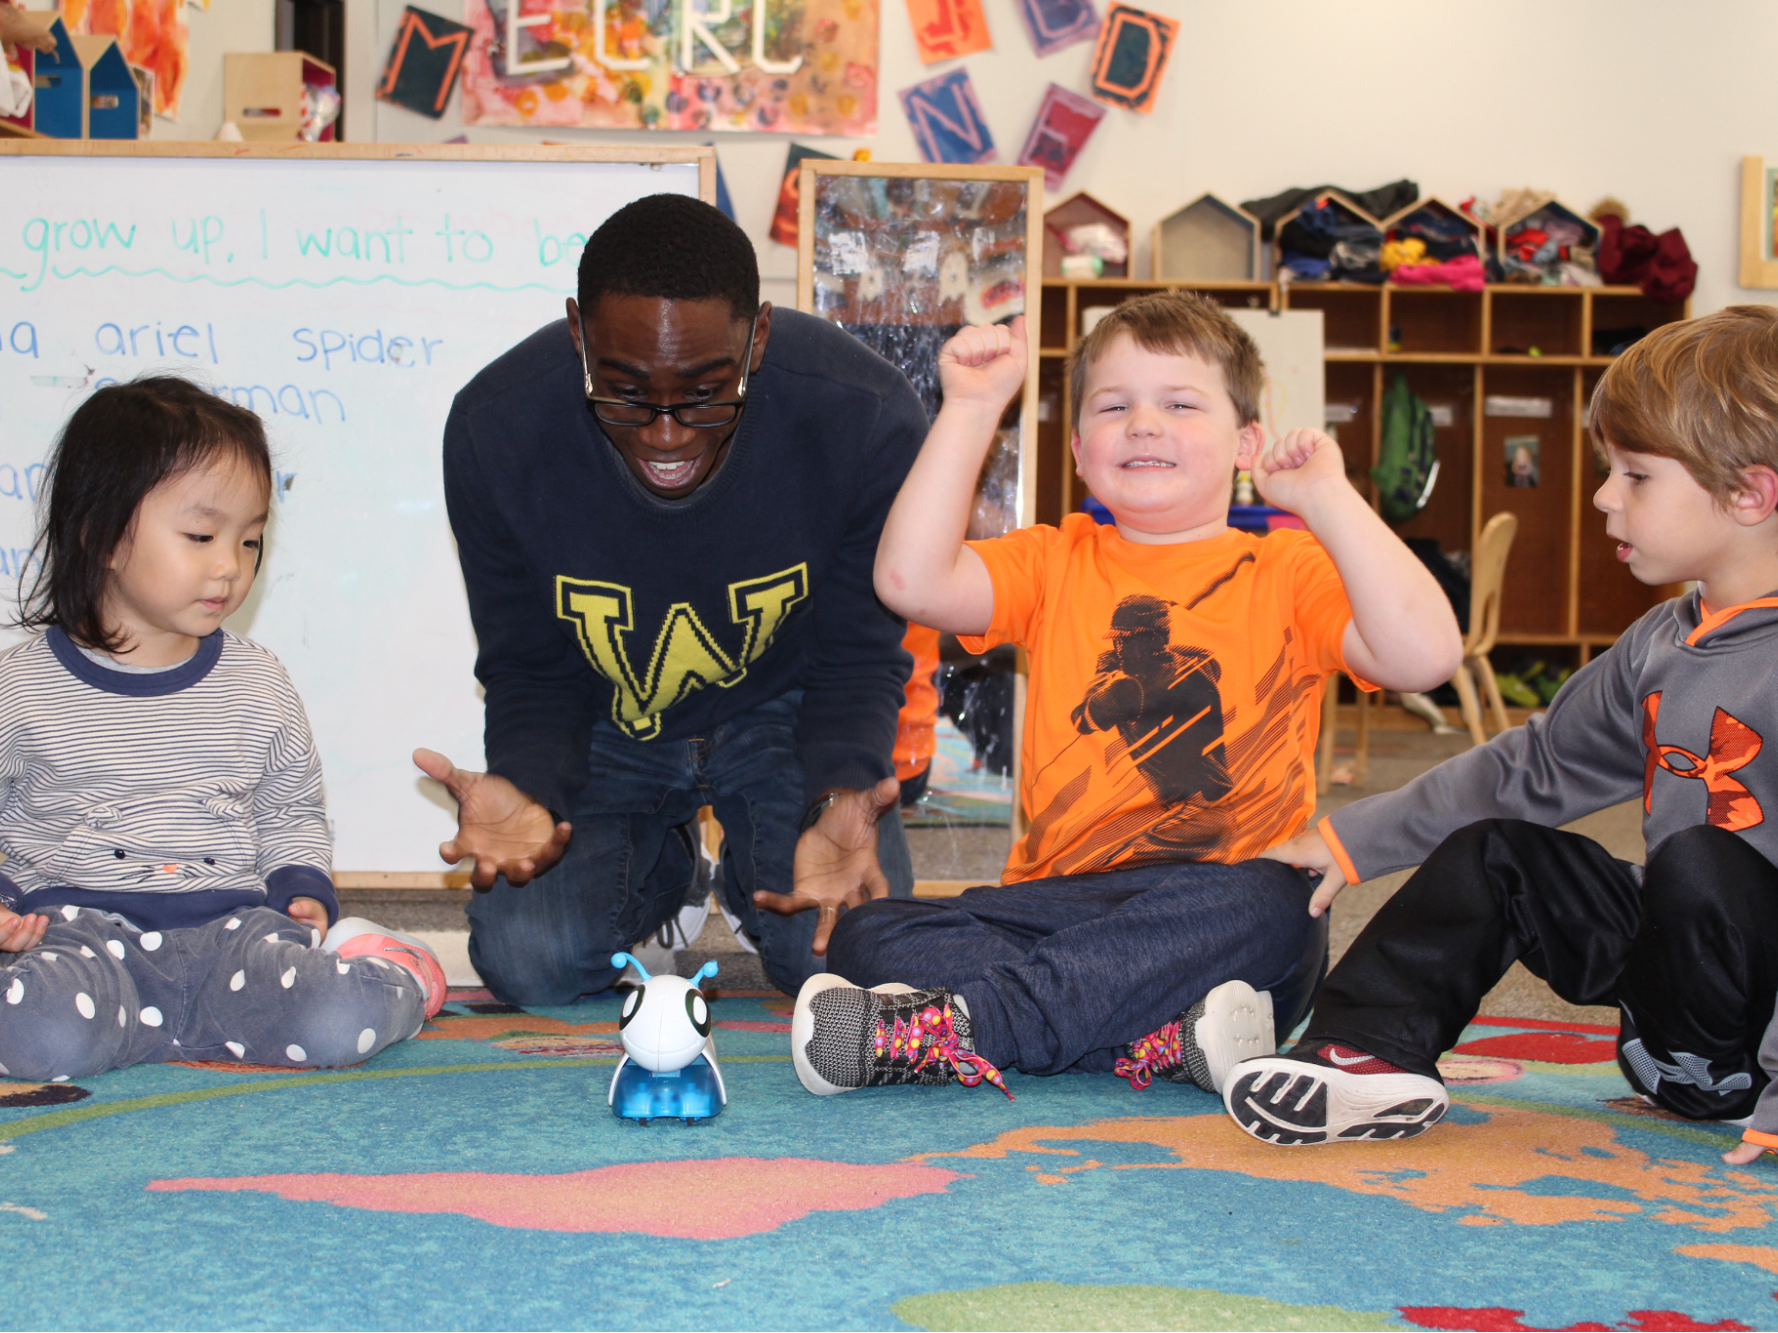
[619,987,643,1028]
[685,990,710,1036]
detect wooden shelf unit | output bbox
[1034,279,1690,655]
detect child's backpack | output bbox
[1373,372,1439,522]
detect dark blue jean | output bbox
[467,690,913,1004]
[827,858,1327,1077]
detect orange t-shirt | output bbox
[961,514,1358,883]
[894,622,942,782]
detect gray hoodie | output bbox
[1323,590,1778,1131]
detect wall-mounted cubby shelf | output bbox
[1034,279,1690,657]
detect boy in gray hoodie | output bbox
[1225,306,1778,1168]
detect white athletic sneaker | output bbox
[1224,1041,1450,1146]
[791,973,1010,1098]
[322,917,447,1018]
[655,892,712,951]
[716,897,761,956]
[1115,980,1275,1093]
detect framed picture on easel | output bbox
[796,159,1043,858]
[1739,156,1778,288]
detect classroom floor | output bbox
[25,709,1751,1333]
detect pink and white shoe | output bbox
[323,917,447,1018]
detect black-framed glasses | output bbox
[581,307,760,430]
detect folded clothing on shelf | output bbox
[1280,201,1383,283]
[1389,253,1486,292]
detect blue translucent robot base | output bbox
[609,1054,725,1123]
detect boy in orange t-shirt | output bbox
[790,292,1462,1099]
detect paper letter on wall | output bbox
[1010,0,1096,57]
[904,0,991,64]
[1016,83,1104,190]
[898,67,996,165]
[1088,3,1175,114]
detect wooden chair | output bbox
[1451,511,1519,746]
[1316,673,1368,795]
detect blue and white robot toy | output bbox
[607,952,727,1123]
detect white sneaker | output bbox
[702,835,761,956]
[792,974,1012,1098]
[716,897,761,956]
[1117,979,1275,1093]
[322,917,447,1019]
[1224,1041,1450,1146]
[655,892,712,951]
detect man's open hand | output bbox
[413,748,572,890]
[1260,826,1348,917]
[754,776,899,955]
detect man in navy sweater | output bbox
[415,195,924,1001]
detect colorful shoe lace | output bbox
[1117,980,1275,1093]
[325,917,448,1018]
[1224,1041,1449,1146]
[793,973,1011,1099]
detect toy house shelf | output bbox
[1154,193,1261,282]
[15,18,139,140]
[1043,191,1130,279]
[1034,277,1689,655]
[224,52,337,143]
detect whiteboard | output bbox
[0,144,711,873]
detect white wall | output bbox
[166,0,1776,318]
[145,0,276,143]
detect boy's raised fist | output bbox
[1250,427,1350,516]
[937,316,1028,412]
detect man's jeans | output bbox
[828,858,1328,1076]
[468,690,914,1003]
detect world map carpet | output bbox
[0,989,1771,1331]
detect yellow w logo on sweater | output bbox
[555,565,809,740]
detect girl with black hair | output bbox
[0,376,444,1081]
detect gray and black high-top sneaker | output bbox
[1115,980,1274,1094]
[792,973,1011,1098]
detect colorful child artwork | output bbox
[770,142,838,246]
[1087,2,1174,114]
[904,0,991,63]
[378,6,472,118]
[1016,83,1104,191]
[1010,0,1096,57]
[898,67,995,165]
[60,0,189,117]
[458,0,878,134]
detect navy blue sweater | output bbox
[443,309,925,814]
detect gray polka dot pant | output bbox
[0,906,427,1081]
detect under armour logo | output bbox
[1621,1036,1753,1097]
[1641,693,1765,831]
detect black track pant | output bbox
[1301,819,1778,1121]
